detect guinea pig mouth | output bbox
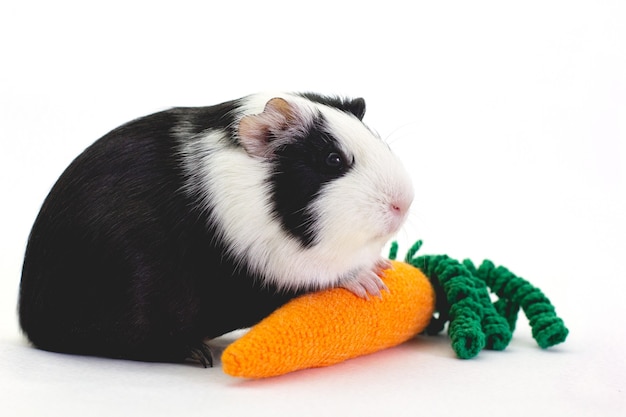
[373,221,404,242]
[389,217,407,235]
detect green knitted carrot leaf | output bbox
[390,241,568,358]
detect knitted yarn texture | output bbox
[222,260,435,378]
[391,240,569,359]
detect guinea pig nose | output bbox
[385,197,412,235]
[390,195,412,216]
[390,203,407,219]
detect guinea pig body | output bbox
[18,92,414,365]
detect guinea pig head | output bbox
[236,94,414,291]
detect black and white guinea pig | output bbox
[18,92,414,366]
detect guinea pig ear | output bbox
[238,97,299,158]
[347,97,366,120]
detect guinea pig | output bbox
[18,92,414,366]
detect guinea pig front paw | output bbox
[339,259,391,299]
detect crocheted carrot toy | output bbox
[222,241,568,378]
[222,259,435,378]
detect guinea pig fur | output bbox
[18,92,414,365]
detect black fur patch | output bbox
[269,115,353,247]
[18,104,301,363]
[171,99,242,144]
[298,92,366,120]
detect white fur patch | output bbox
[177,92,414,292]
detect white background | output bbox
[1,1,624,416]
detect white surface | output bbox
[1,1,625,416]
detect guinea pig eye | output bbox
[325,152,343,168]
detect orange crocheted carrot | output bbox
[222,260,435,378]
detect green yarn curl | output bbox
[389,240,568,359]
